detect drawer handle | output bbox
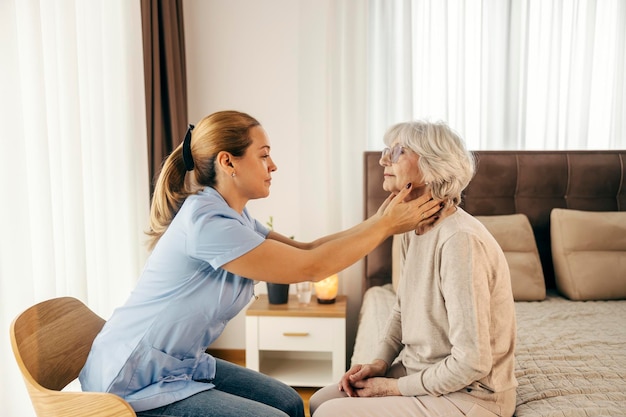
[283,332,310,337]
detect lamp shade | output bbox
[314,274,339,304]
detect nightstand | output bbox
[245,294,347,387]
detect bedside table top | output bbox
[247,294,347,318]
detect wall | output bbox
[183,0,363,360]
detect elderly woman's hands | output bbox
[338,360,401,397]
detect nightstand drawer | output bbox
[258,316,337,351]
[246,295,347,386]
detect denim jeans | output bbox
[137,358,304,417]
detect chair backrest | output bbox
[10,296,136,417]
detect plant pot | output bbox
[267,283,290,304]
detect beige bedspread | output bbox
[351,286,626,416]
[514,295,626,416]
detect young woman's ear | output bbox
[216,151,236,176]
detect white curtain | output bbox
[0,1,149,416]
[320,0,626,359]
[366,0,626,150]
[292,0,370,358]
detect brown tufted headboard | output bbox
[363,150,626,292]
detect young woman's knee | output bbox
[282,387,305,417]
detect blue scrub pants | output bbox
[137,358,304,417]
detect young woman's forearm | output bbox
[228,216,392,283]
[304,217,391,279]
[301,215,379,250]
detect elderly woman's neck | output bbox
[405,183,430,201]
[415,202,457,235]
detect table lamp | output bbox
[314,274,339,304]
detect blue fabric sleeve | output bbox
[187,208,267,270]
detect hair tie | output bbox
[182,124,195,171]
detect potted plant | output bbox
[265,216,291,304]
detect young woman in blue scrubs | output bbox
[79,110,442,417]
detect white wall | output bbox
[185,0,300,234]
[184,0,363,359]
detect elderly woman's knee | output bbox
[309,385,348,416]
[311,399,341,417]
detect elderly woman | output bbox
[309,121,518,417]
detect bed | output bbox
[354,151,626,416]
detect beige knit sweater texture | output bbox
[374,208,518,402]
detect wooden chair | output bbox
[10,296,135,417]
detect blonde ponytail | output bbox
[146,110,260,250]
[146,145,195,250]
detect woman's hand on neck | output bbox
[415,202,456,235]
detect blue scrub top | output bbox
[79,187,270,412]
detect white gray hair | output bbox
[383,120,475,207]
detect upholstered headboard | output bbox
[363,150,626,291]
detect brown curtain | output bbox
[141,0,188,196]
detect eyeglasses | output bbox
[380,144,405,163]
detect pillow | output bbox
[476,214,546,301]
[551,208,626,300]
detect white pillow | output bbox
[551,208,626,300]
